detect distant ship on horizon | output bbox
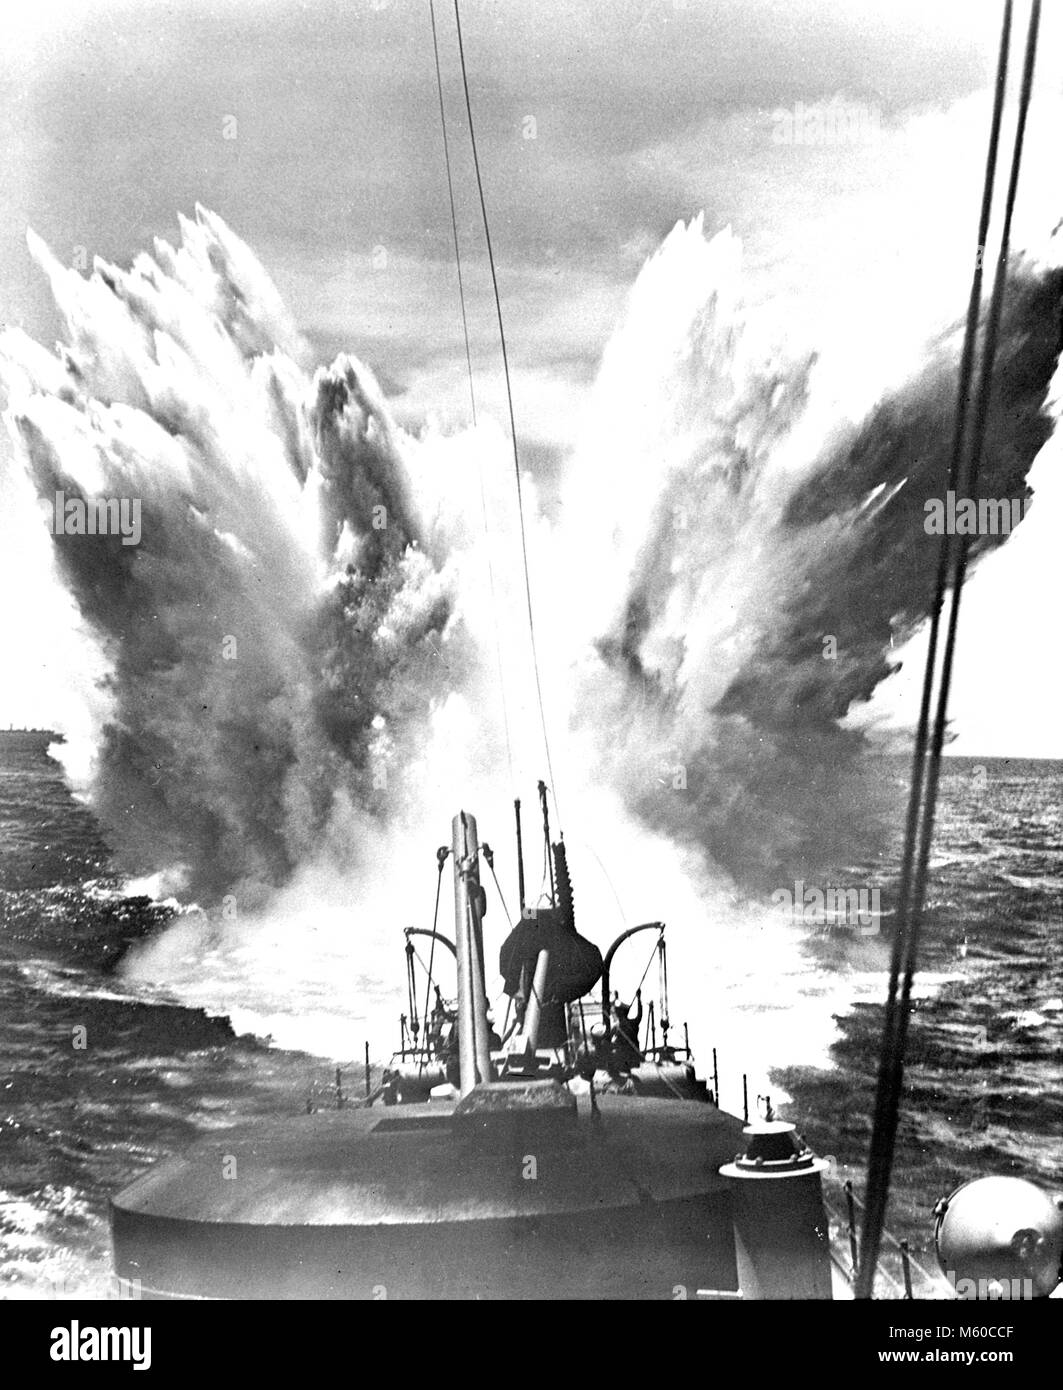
[0,727,65,750]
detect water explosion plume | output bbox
[0,208,1060,964]
[0,208,457,905]
[563,222,1063,889]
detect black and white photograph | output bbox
[0,0,1060,1340]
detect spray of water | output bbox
[1,205,1059,1083]
[560,216,1063,889]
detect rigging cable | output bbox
[452,0,562,827]
[633,930,664,1000]
[857,0,1039,1297]
[860,1,1012,1257]
[429,0,515,790]
[418,851,449,1074]
[481,846,513,921]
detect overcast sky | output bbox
[2,0,1061,754]
[0,0,995,422]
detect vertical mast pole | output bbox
[538,779,555,903]
[514,798,526,913]
[452,811,493,1094]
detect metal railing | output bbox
[824,1174,952,1300]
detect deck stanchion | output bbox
[845,1181,860,1280]
[712,1047,719,1107]
[900,1240,913,1299]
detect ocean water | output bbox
[781,754,1063,1279]
[0,743,1059,1298]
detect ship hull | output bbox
[111,1094,746,1300]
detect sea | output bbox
[0,741,1059,1299]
